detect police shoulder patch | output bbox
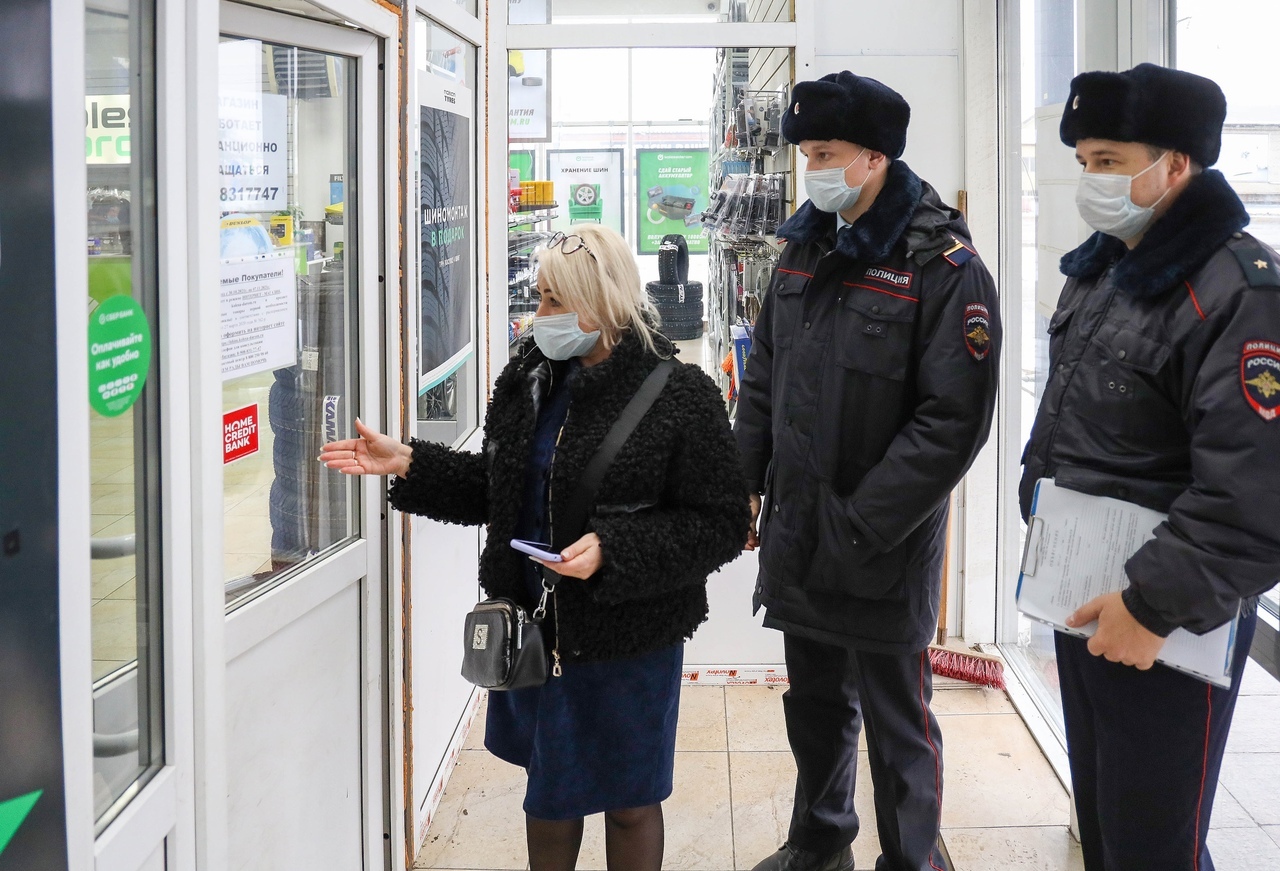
[1241,340,1280,420]
[942,236,976,267]
[964,303,992,361]
[1233,247,1280,289]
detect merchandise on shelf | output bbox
[704,50,790,405]
[702,173,786,240]
[507,188,558,356]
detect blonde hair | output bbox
[534,224,665,355]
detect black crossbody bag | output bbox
[461,358,677,691]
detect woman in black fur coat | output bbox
[320,224,749,871]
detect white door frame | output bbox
[63,0,401,868]
[58,0,203,867]
[401,5,486,863]
[212,5,397,871]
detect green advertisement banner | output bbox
[636,149,710,255]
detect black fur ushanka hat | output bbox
[782,71,910,159]
[1059,63,1227,167]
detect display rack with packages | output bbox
[507,194,558,351]
[704,47,790,403]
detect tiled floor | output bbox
[415,660,1280,871]
[90,411,139,680]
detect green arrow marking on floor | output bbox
[0,790,41,858]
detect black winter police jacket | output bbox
[734,161,1002,653]
[388,329,751,663]
[1021,170,1280,637]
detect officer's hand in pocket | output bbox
[746,494,762,551]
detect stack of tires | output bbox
[268,262,350,572]
[648,233,704,341]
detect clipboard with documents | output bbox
[1017,478,1238,689]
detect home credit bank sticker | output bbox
[223,404,259,463]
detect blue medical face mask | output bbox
[805,148,869,214]
[531,311,601,360]
[1075,151,1171,240]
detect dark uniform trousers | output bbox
[783,634,948,871]
[1056,606,1258,871]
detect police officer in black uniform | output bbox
[1020,64,1277,871]
[735,71,1001,871]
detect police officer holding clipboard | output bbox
[1020,64,1280,870]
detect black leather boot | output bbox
[749,843,854,871]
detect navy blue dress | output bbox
[484,360,684,821]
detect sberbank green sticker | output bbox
[88,295,152,417]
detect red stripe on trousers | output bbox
[919,652,946,871]
[1193,682,1213,871]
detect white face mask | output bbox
[805,148,869,214]
[531,311,600,360]
[1075,151,1172,241]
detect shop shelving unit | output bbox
[507,204,558,352]
[705,47,791,407]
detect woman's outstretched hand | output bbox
[319,418,413,477]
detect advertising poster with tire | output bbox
[547,149,624,235]
[636,149,710,255]
[0,0,71,867]
[419,72,474,418]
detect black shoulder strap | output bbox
[551,358,677,552]
[1232,244,1280,289]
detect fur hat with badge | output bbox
[1059,63,1227,167]
[782,70,911,159]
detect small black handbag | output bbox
[461,597,549,690]
[460,358,676,691]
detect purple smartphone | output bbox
[510,539,563,562]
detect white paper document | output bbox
[1017,478,1237,688]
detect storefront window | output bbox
[1001,0,1078,738]
[217,37,359,607]
[86,0,164,825]
[509,0,792,24]
[1177,0,1280,618]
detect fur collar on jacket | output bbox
[777,160,925,263]
[1059,169,1250,299]
[776,161,972,265]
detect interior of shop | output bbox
[17,0,1280,868]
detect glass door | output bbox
[216,6,387,869]
[86,0,166,831]
[215,31,360,608]
[999,0,1081,740]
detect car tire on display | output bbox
[649,283,704,307]
[647,279,703,305]
[657,233,690,286]
[660,321,704,341]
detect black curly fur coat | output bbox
[388,330,751,663]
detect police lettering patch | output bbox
[864,266,914,290]
[964,303,992,361]
[1241,340,1280,420]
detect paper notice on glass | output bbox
[1017,478,1237,688]
[220,251,298,380]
